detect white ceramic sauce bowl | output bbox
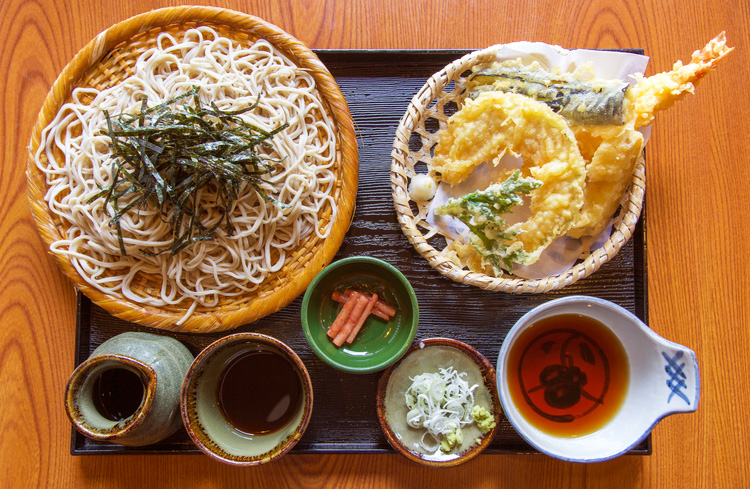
[497,296,699,463]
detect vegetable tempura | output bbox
[430,33,732,271]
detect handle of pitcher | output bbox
[655,344,700,415]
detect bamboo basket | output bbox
[27,6,358,332]
[391,46,645,293]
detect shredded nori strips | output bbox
[90,86,288,256]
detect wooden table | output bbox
[3,0,748,487]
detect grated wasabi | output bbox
[404,366,493,453]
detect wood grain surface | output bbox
[2,0,748,487]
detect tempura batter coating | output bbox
[567,127,644,238]
[628,32,733,129]
[433,92,586,265]
[428,33,731,274]
[569,32,732,237]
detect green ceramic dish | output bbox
[301,256,418,373]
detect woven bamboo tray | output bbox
[26,6,358,332]
[391,46,646,293]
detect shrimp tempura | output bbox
[628,32,733,129]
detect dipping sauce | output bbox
[217,349,302,435]
[92,368,144,421]
[506,314,629,437]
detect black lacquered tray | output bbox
[71,49,649,455]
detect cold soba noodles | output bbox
[34,27,338,323]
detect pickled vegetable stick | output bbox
[342,289,397,317]
[327,295,356,338]
[375,300,396,318]
[370,308,391,321]
[347,293,379,344]
[331,291,348,303]
[332,328,349,347]
[333,293,368,347]
[332,291,391,320]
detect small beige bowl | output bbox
[181,333,313,465]
[376,338,501,467]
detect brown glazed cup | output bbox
[181,333,313,465]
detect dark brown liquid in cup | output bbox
[507,314,629,437]
[92,368,144,421]
[217,349,302,435]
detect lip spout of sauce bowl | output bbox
[497,296,699,463]
[180,333,313,466]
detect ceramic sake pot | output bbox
[64,331,194,446]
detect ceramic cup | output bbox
[181,333,313,465]
[497,296,699,463]
[64,331,194,446]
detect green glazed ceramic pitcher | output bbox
[64,332,193,446]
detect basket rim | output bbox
[26,6,359,332]
[390,44,645,294]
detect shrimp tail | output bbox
[688,31,734,80]
[629,32,733,129]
